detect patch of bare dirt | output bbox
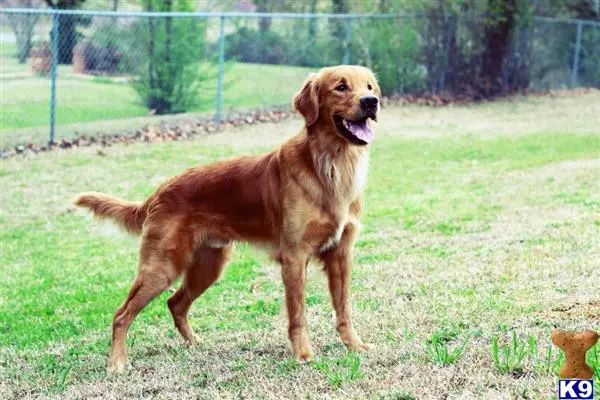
[540,300,600,322]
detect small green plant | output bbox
[490,332,586,377]
[276,359,300,376]
[491,332,529,374]
[588,344,599,377]
[311,352,363,388]
[55,365,71,392]
[592,345,600,398]
[191,372,210,388]
[530,337,565,376]
[426,331,470,366]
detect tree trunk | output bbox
[308,0,317,41]
[425,4,443,93]
[331,0,349,34]
[8,14,39,64]
[480,0,516,95]
[330,0,349,62]
[164,0,174,107]
[255,0,272,34]
[55,14,78,64]
[440,14,457,92]
[379,0,390,13]
[144,0,156,91]
[45,1,86,65]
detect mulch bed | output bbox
[1,108,293,159]
[2,88,598,160]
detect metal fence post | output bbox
[215,14,226,125]
[49,11,59,145]
[342,18,352,64]
[571,20,582,88]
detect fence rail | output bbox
[1,9,403,18]
[4,8,600,26]
[1,8,599,146]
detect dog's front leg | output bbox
[279,251,314,362]
[320,222,370,352]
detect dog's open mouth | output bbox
[333,115,375,145]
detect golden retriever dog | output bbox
[74,65,381,372]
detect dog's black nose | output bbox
[360,95,379,109]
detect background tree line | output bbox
[3,0,599,112]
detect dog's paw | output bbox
[344,338,373,353]
[108,362,125,375]
[291,337,314,363]
[339,328,371,353]
[184,333,201,348]
[295,349,314,363]
[108,356,127,374]
[348,341,372,352]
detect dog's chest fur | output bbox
[315,148,368,199]
[313,150,368,252]
[281,136,369,253]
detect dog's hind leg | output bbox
[167,244,232,345]
[109,269,174,373]
[109,226,190,373]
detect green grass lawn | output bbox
[1,42,311,135]
[1,94,599,399]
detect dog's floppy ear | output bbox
[293,73,320,127]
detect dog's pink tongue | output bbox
[347,120,374,143]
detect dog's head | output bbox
[293,65,381,146]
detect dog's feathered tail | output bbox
[73,192,147,235]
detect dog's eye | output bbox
[368,84,373,90]
[335,83,348,92]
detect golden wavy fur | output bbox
[74,65,381,372]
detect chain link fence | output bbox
[1,8,599,147]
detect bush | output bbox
[224,25,339,68]
[226,18,428,95]
[133,0,214,114]
[86,20,142,75]
[72,40,121,74]
[350,19,427,95]
[225,27,289,65]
